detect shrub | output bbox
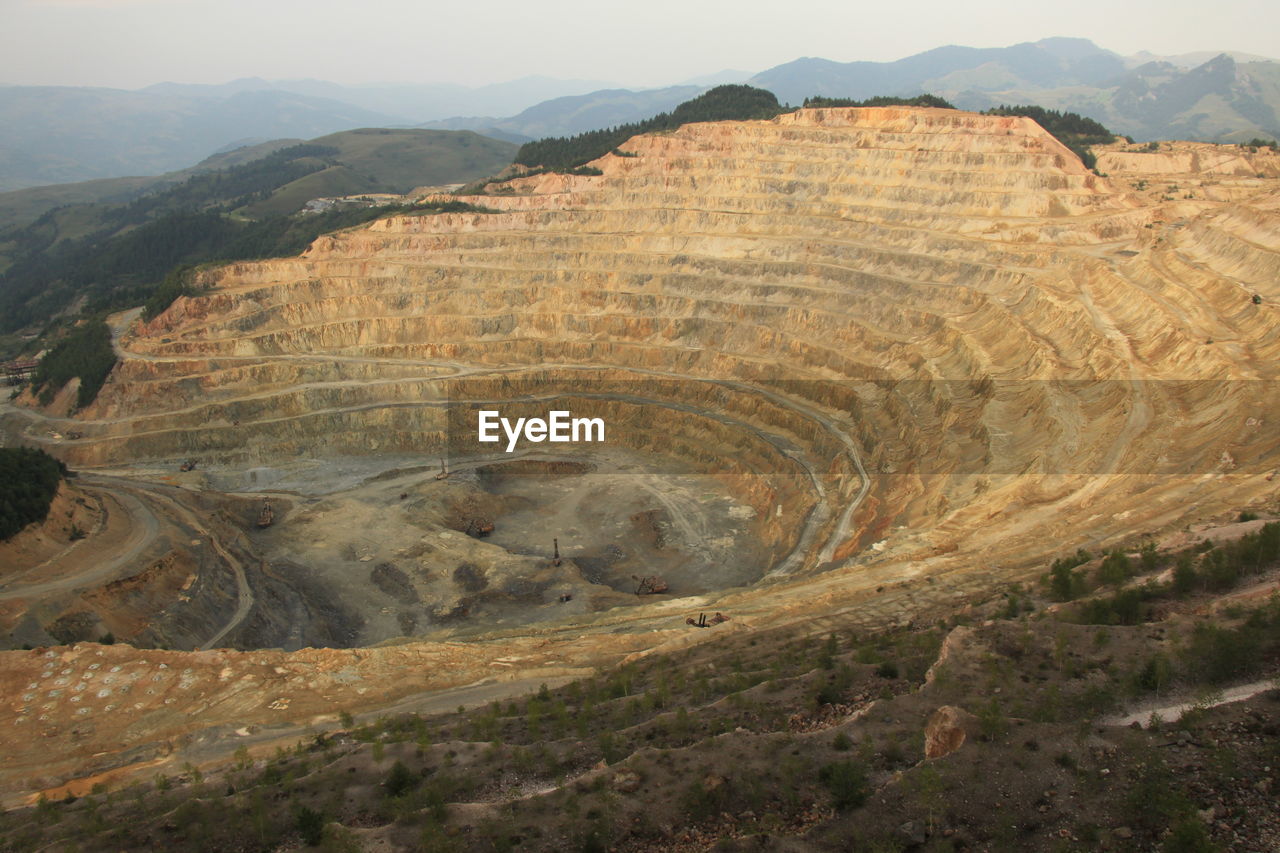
[978,698,1009,740]
[818,760,870,810]
[1181,604,1279,684]
[384,760,417,798]
[875,661,899,679]
[1097,550,1133,586]
[1140,541,1160,572]
[1172,553,1199,595]
[1135,654,1172,693]
[1046,549,1091,600]
[293,805,325,846]
[1163,816,1217,852]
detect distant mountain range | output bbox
[0,127,514,236]
[1,39,1276,195]
[954,53,1280,144]
[748,38,1280,144]
[140,75,617,126]
[0,77,609,193]
[419,40,1280,148]
[0,87,403,192]
[417,86,705,142]
[753,37,1129,104]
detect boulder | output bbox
[924,705,981,759]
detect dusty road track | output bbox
[1106,679,1279,727]
[110,482,253,650]
[0,487,158,600]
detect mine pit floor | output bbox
[211,448,768,647]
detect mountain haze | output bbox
[748,39,1280,142]
[963,54,1280,143]
[0,87,404,191]
[141,75,618,124]
[418,86,705,142]
[2,39,1277,196]
[0,76,609,192]
[750,38,1129,105]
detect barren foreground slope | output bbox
[1,107,1278,800]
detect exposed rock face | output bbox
[38,107,1277,578]
[924,705,981,759]
[3,106,1278,799]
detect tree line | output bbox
[801,94,956,109]
[512,86,1112,176]
[31,318,117,409]
[0,447,66,541]
[980,105,1115,169]
[513,85,789,172]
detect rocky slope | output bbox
[38,107,1280,574]
[2,106,1278,800]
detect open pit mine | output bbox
[1,106,1278,802]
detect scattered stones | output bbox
[611,769,641,793]
[898,820,928,847]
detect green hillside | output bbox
[0,129,515,338]
[312,128,514,189]
[0,139,305,234]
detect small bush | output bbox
[1163,816,1217,852]
[1097,550,1133,586]
[384,760,417,798]
[293,805,324,846]
[818,760,869,810]
[978,698,1008,740]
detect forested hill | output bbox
[0,447,66,541]
[511,86,1114,174]
[981,105,1115,168]
[0,129,514,334]
[513,85,788,171]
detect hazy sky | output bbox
[1,0,1275,89]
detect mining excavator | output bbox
[466,517,494,537]
[634,575,669,595]
[179,459,197,472]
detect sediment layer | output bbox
[3,108,1279,798]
